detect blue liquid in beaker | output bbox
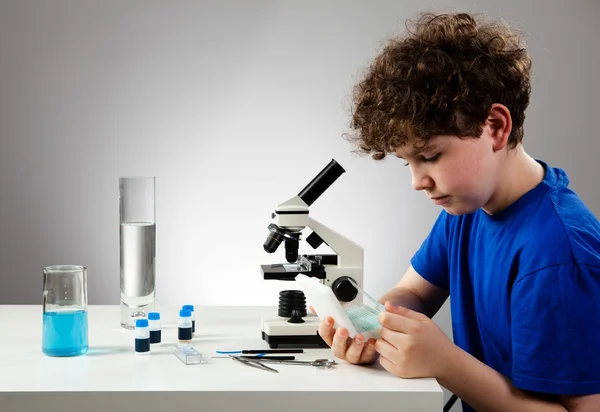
[42,310,88,356]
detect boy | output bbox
[318,12,600,411]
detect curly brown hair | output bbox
[347,12,532,160]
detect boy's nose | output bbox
[411,171,434,191]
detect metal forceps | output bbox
[252,358,337,369]
[230,355,279,373]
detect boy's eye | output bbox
[401,153,441,166]
[420,153,441,163]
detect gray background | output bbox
[1,0,598,409]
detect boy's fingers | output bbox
[384,301,424,320]
[309,305,316,315]
[345,334,365,363]
[374,336,398,365]
[331,327,350,358]
[378,311,413,333]
[360,339,379,362]
[317,316,335,345]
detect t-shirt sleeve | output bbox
[410,211,450,290]
[511,263,600,395]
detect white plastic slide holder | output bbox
[295,274,360,338]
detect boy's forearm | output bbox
[378,286,567,410]
[438,345,567,412]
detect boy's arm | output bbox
[377,303,600,411]
[438,344,600,411]
[378,265,449,318]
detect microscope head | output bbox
[263,159,345,263]
[262,193,310,263]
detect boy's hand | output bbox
[317,316,379,365]
[376,301,455,379]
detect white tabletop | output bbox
[0,305,442,412]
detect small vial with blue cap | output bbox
[178,309,193,343]
[134,319,150,354]
[148,312,161,344]
[182,305,195,335]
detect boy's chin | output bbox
[442,202,478,216]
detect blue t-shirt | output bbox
[411,162,600,410]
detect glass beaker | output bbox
[42,265,89,356]
[119,177,156,329]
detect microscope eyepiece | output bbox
[297,159,345,206]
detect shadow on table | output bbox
[86,346,130,356]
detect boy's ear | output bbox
[486,103,512,152]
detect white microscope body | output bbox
[260,159,364,348]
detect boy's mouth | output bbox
[430,195,451,205]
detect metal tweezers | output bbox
[230,355,279,373]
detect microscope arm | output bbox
[306,216,363,269]
[305,216,365,300]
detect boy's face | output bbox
[394,128,499,215]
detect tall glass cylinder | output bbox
[119,177,156,329]
[42,265,88,356]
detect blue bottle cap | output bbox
[182,305,194,312]
[179,309,192,317]
[148,312,160,320]
[136,319,149,327]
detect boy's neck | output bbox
[483,145,545,215]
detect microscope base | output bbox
[261,314,328,349]
[261,331,327,349]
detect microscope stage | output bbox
[260,264,326,281]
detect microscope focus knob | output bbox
[331,276,358,302]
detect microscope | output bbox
[260,159,364,348]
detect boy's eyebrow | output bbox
[394,143,440,158]
[411,144,439,155]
